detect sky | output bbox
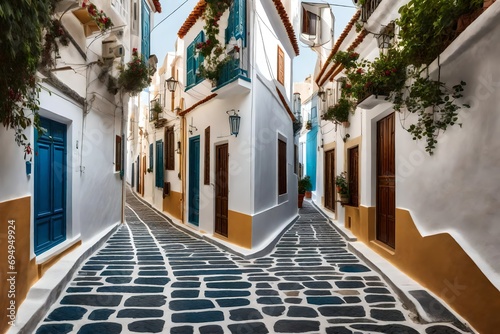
[150,0,356,84]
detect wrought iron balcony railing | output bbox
[360,0,383,22]
[215,58,249,89]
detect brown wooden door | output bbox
[348,146,359,206]
[141,156,146,196]
[377,113,396,248]
[324,149,335,212]
[215,143,229,236]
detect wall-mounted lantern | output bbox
[226,109,241,137]
[166,77,178,93]
[376,22,395,50]
[317,87,326,102]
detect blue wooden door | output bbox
[34,117,67,255]
[188,136,200,226]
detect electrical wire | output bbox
[151,0,190,32]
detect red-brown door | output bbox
[348,146,359,207]
[215,143,229,236]
[324,149,335,212]
[377,113,396,248]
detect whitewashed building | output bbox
[0,1,159,332]
[305,1,500,331]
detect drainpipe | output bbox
[121,91,127,224]
[180,115,186,223]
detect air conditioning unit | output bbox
[112,45,124,58]
[102,37,118,60]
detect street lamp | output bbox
[166,77,178,93]
[226,109,241,137]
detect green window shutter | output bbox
[186,43,195,87]
[225,0,246,45]
[195,31,205,84]
[149,143,153,170]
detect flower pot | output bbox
[298,194,305,208]
[338,193,349,205]
[484,0,495,8]
[305,191,312,199]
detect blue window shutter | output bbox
[149,143,153,170]
[225,0,246,45]
[156,140,164,187]
[141,1,150,61]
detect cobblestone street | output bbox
[34,191,466,334]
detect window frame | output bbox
[277,46,285,85]
[278,138,287,196]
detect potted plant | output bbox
[298,175,312,208]
[305,120,312,130]
[117,48,153,95]
[335,172,349,205]
[322,97,353,127]
[332,50,359,69]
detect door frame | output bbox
[214,143,229,237]
[324,148,335,212]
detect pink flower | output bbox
[356,68,364,74]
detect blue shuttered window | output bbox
[141,0,150,61]
[155,140,164,188]
[186,31,205,89]
[149,143,153,170]
[225,0,246,45]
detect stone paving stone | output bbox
[338,264,370,272]
[351,324,419,333]
[284,298,302,304]
[205,290,250,298]
[256,289,279,296]
[171,281,201,288]
[139,270,169,276]
[256,282,272,288]
[66,287,92,293]
[101,270,133,276]
[105,277,132,284]
[199,325,224,334]
[60,294,122,306]
[328,318,377,324]
[278,282,304,290]
[257,297,283,305]
[364,287,391,294]
[365,294,396,303]
[206,282,251,289]
[229,307,264,321]
[228,322,269,334]
[169,299,215,311]
[318,305,366,317]
[370,309,406,321]
[303,290,332,295]
[171,310,224,323]
[274,319,320,333]
[74,277,102,281]
[36,323,74,334]
[88,309,115,320]
[343,296,361,303]
[335,281,365,289]
[128,319,165,333]
[77,322,122,334]
[287,306,318,318]
[216,298,251,307]
[117,308,164,318]
[325,327,353,334]
[204,275,242,281]
[425,325,462,334]
[45,306,87,321]
[303,281,332,289]
[306,296,344,305]
[262,306,286,316]
[97,286,163,293]
[125,295,167,307]
[134,277,170,285]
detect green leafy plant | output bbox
[0,0,57,151]
[305,120,312,130]
[332,50,359,69]
[196,0,233,84]
[41,19,70,69]
[335,172,349,195]
[322,98,353,123]
[117,48,153,95]
[395,74,469,154]
[298,175,312,194]
[151,101,162,115]
[397,0,483,67]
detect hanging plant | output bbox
[196,0,233,84]
[117,48,153,95]
[322,98,354,123]
[41,19,70,68]
[82,1,113,32]
[332,50,359,69]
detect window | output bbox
[301,8,317,35]
[141,0,150,61]
[348,146,359,206]
[132,0,138,34]
[294,144,298,174]
[149,143,153,170]
[277,46,285,85]
[165,126,175,170]
[186,31,205,88]
[112,0,129,22]
[278,138,287,195]
[115,135,122,172]
[204,126,210,185]
[225,0,246,44]
[155,140,164,188]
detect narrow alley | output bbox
[33,190,467,334]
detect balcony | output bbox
[360,0,383,22]
[212,58,251,96]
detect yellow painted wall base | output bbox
[225,210,252,249]
[163,190,182,220]
[0,197,37,334]
[37,240,82,278]
[346,206,500,333]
